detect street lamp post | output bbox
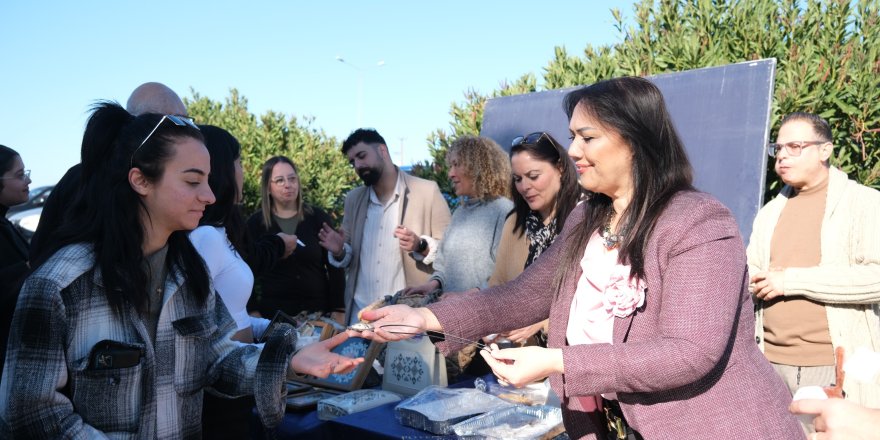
[336,56,384,128]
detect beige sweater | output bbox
[747,167,880,407]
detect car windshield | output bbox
[28,186,51,201]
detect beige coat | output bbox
[488,214,529,287]
[340,170,451,324]
[748,166,880,407]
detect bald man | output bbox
[126,82,187,116]
[29,82,187,261]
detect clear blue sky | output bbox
[1,1,634,188]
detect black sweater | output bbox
[246,206,345,316]
[1,204,30,382]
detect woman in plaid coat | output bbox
[0,103,361,439]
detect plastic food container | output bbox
[394,386,514,434]
[452,405,564,439]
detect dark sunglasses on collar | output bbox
[130,115,199,168]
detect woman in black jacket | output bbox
[0,145,31,381]
[247,156,345,318]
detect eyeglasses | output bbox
[0,169,30,181]
[130,114,199,168]
[767,140,827,158]
[271,175,298,186]
[511,132,550,147]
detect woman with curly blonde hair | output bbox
[404,135,512,295]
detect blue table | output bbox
[258,374,485,439]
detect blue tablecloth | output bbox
[256,374,484,439]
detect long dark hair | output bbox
[558,77,694,284]
[198,125,246,254]
[509,133,581,236]
[0,144,20,193]
[258,156,312,228]
[41,102,211,314]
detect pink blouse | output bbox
[566,232,646,411]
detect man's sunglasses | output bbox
[130,115,199,168]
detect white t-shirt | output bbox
[189,226,254,331]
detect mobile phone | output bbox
[259,310,299,343]
[88,340,143,370]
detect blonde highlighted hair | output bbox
[447,135,511,200]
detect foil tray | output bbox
[451,405,564,439]
[394,386,514,435]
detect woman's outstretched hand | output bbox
[290,332,363,378]
[349,305,439,343]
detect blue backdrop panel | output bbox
[481,59,777,243]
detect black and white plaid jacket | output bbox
[0,243,296,439]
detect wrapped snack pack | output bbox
[317,389,402,421]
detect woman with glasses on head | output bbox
[247,156,345,321]
[486,132,581,348]
[0,145,32,383]
[0,104,361,438]
[355,77,802,439]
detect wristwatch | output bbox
[416,238,428,253]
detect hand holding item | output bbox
[290,332,363,378]
[318,223,344,257]
[749,268,785,300]
[790,398,880,440]
[276,233,298,258]
[394,225,420,252]
[349,305,439,343]
[480,345,563,388]
[499,320,546,344]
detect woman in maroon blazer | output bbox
[356,77,802,439]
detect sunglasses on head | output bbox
[130,115,199,168]
[511,132,550,147]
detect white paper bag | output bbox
[382,337,447,396]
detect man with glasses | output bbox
[30,82,187,261]
[747,112,880,408]
[318,128,451,324]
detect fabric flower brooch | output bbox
[604,265,646,318]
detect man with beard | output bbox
[319,128,451,324]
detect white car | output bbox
[7,206,41,240]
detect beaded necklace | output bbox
[601,209,624,250]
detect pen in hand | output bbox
[297,239,306,247]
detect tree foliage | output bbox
[418,0,880,196]
[184,89,358,220]
[410,74,538,206]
